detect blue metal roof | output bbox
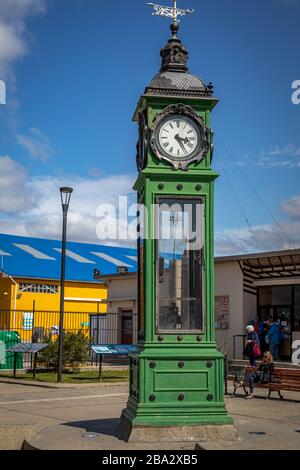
[0,233,138,282]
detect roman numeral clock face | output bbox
[158,115,200,159]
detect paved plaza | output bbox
[0,378,299,450]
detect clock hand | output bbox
[175,134,187,154]
[177,135,190,145]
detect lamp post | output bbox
[57,187,73,383]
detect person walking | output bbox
[245,351,275,399]
[261,322,270,354]
[244,325,261,367]
[267,319,281,361]
[249,317,264,346]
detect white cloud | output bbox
[0,156,135,243]
[215,222,299,256]
[281,195,300,219]
[0,155,32,212]
[0,0,46,79]
[1,156,300,253]
[16,127,55,162]
[0,22,27,76]
[237,144,300,169]
[215,198,300,256]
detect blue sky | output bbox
[0,0,299,255]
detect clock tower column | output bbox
[119,3,237,443]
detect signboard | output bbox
[215,295,230,329]
[91,346,112,354]
[7,343,48,354]
[91,344,137,355]
[7,343,49,379]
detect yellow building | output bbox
[0,275,107,341]
[0,234,137,341]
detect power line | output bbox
[214,149,262,252]
[215,135,297,250]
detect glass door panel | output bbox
[156,197,205,333]
[277,307,291,358]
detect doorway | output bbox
[259,305,292,359]
[121,313,133,344]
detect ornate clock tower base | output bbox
[119,348,238,443]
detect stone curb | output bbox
[0,377,128,389]
[0,424,38,450]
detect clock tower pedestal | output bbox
[119,10,237,444]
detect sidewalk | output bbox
[0,376,126,389]
[0,381,299,450]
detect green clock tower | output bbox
[120,1,237,443]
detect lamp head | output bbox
[60,187,73,209]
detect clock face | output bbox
[157,115,200,159]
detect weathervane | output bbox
[147,1,194,23]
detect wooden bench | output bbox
[233,366,300,399]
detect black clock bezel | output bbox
[150,103,209,170]
[136,112,148,172]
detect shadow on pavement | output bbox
[62,418,120,438]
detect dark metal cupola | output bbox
[160,21,189,72]
[145,10,214,98]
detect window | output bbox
[121,313,133,344]
[19,283,58,294]
[259,286,292,306]
[156,197,205,333]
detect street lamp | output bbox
[57,187,73,383]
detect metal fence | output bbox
[0,309,138,370]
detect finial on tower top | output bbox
[147,1,194,38]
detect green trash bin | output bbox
[0,331,23,371]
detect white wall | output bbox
[214,260,244,357]
[106,276,138,343]
[106,276,137,314]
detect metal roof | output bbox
[215,249,300,263]
[0,233,138,283]
[215,249,300,280]
[240,252,300,280]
